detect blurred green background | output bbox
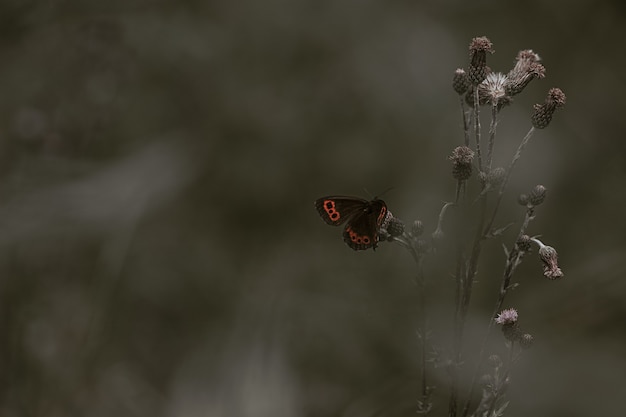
[1,0,625,416]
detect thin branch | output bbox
[460,96,470,147]
[483,127,536,238]
[486,104,498,171]
[473,89,483,172]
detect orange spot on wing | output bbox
[323,199,340,221]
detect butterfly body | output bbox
[315,196,388,251]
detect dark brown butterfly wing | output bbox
[315,196,369,226]
[342,199,387,250]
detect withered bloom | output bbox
[538,245,564,279]
[506,50,546,96]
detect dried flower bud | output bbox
[531,88,566,129]
[519,333,535,349]
[453,68,470,95]
[449,146,474,180]
[412,220,424,237]
[385,216,405,237]
[516,235,532,252]
[495,308,518,325]
[468,36,494,85]
[505,50,546,96]
[529,184,547,206]
[538,244,564,279]
[478,72,511,108]
[518,193,529,206]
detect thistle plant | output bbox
[379,36,566,416]
[316,35,566,416]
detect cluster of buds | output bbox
[453,37,563,118]
[518,184,548,207]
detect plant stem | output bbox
[405,238,431,414]
[483,127,536,237]
[473,89,483,172]
[461,207,535,417]
[485,342,515,417]
[460,97,470,147]
[486,104,498,171]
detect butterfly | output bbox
[315,196,389,251]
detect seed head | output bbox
[478,72,512,108]
[532,88,566,129]
[468,36,494,85]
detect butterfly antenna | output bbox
[377,187,394,198]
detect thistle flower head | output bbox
[495,308,518,325]
[468,36,494,85]
[532,88,566,129]
[506,50,546,96]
